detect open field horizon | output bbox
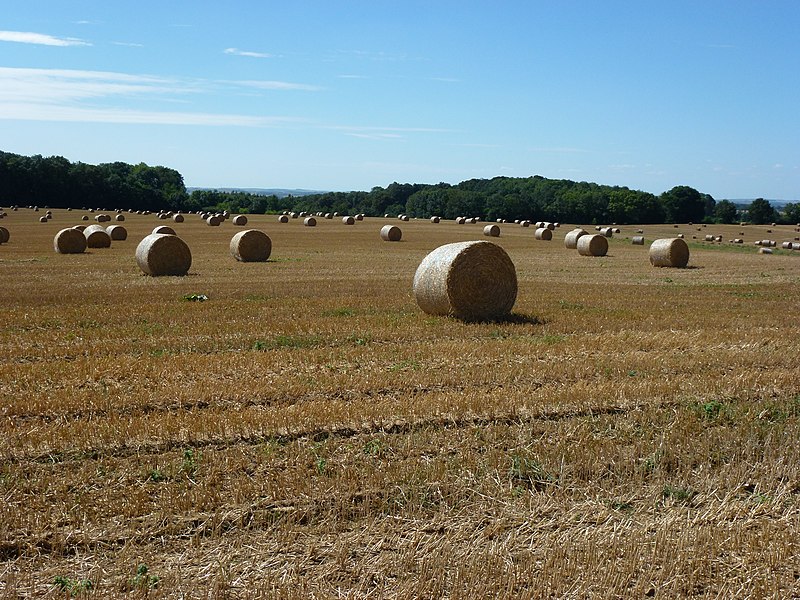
[1,209,799,598]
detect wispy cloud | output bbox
[0,30,90,47]
[224,47,273,59]
[235,79,322,91]
[113,41,144,48]
[346,133,404,140]
[0,67,307,127]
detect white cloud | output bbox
[113,41,144,48]
[224,47,273,58]
[0,30,90,46]
[0,67,306,127]
[234,79,322,91]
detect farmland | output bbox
[1,209,799,598]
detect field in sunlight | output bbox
[1,208,799,598]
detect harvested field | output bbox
[1,210,799,598]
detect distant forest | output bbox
[2,151,797,225]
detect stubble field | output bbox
[1,208,799,598]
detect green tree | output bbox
[659,186,705,223]
[713,199,738,224]
[746,198,776,224]
[779,202,800,225]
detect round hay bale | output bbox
[577,234,608,256]
[135,233,191,276]
[278,215,289,223]
[355,214,364,221]
[781,241,793,249]
[106,225,128,241]
[545,222,555,230]
[54,228,87,254]
[173,214,185,223]
[600,227,613,237]
[230,229,272,262]
[792,242,800,251]
[466,218,475,224]
[84,227,111,248]
[704,234,715,242]
[304,217,317,227]
[80,215,89,221]
[678,234,684,238]
[0,226,9,244]
[430,216,440,223]
[521,220,530,227]
[152,225,176,235]
[206,216,221,226]
[455,217,466,225]
[613,228,621,234]
[115,214,125,222]
[632,236,645,245]
[412,241,517,321]
[72,225,86,232]
[483,224,500,237]
[232,215,247,226]
[325,213,333,219]
[734,238,744,244]
[342,216,355,225]
[534,227,553,241]
[758,247,773,255]
[400,215,409,222]
[564,228,588,249]
[649,238,690,268]
[380,225,402,242]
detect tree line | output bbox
[1,151,797,225]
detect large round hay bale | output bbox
[412,241,517,321]
[72,225,86,232]
[534,227,553,241]
[0,226,8,244]
[564,228,588,249]
[54,228,87,254]
[81,215,89,221]
[173,214,185,223]
[781,241,793,249]
[278,215,289,223]
[649,238,690,268]
[355,214,364,221]
[632,236,645,245]
[232,215,247,226]
[483,224,501,237]
[152,225,176,235]
[230,229,271,262]
[304,217,317,227]
[380,225,402,241]
[343,216,355,225]
[206,216,221,226]
[135,233,191,276]
[84,226,111,248]
[456,217,466,224]
[115,214,125,222]
[430,216,440,223]
[106,225,128,240]
[577,234,608,257]
[38,216,48,223]
[758,247,773,255]
[600,227,613,237]
[400,215,409,222]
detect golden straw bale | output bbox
[106,225,128,241]
[304,217,317,227]
[534,227,553,240]
[278,215,289,223]
[632,236,645,245]
[483,224,501,237]
[230,229,271,262]
[649,238,690,268]
[413,241,517,321]
[232,215,247,226]
[135,233,191,276]
[152,226,176,235]
[84,225,111,248]
[0,226,8,244]
[564,228,588,249]
[343,216,355,225]
[173,214,185,223]
[54,228,87,254]
[380,225,402,241]
[577,234,608,256]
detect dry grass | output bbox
[1,211,799,598]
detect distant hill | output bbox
[729,198,793,208]
[187,187,327,198]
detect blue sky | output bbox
[1,1,798,199]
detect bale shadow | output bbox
[461,312,545,325]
